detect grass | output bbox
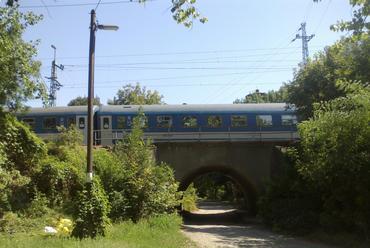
[0,214,196,248]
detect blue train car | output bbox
[16,106,99,144]
[96,104,298,145]
[16,104,298,145]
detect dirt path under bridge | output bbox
[181,201,336,248]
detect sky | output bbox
[4,0,353,106]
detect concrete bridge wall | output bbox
[155,142,284,213]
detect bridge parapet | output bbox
[94,129,299,146]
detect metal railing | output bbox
[93,126,299,145]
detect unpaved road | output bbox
[182,202,334,248]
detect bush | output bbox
[0,143,30,216]
[26,191,50,218]
[258,147,321,234]
[93,148,122,193]
[108,113,180,222]
[0,113,47,215]
[0,113,46,175]
[181,183,198,212]
[31,158,83,210]
[71,178,111,239]
[259,83,370,238]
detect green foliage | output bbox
[315,0,369,36]
[234,87,288,104]
[181,183,198,212]
[72,178,111,239]
[0,209,63,235]
[26,191,50,218]
[0,113,46,215]
[67,96,101,106]
[31,158,83,210]
[193,172,243,203]
[31,126,85,210]
[170,0,208,28]
[55,125,84,148]
[297,82,370,234]
[258,148,321,234]
[0,113,46,175]
[0,214,195,248]
[0,165,30,216]
[108,83,164,105]
[287,35,370,119]
[0,5,46,111]
[260,83,370,237]
[106,113,179,222]
[93,148,122,194]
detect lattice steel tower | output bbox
[46,45,64,107]
[292,22,315,64]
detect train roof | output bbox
[15,103,295,116]
[98,103,294,114]
[16,106,98,116]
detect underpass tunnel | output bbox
[179,166,257,224]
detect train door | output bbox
[100,115,112,146]
[76,115,87,144]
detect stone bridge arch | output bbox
[178,165,258,214]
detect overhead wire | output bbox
[37,46,323,61]
[19,0,156,9]
[95,0,103,11]
[205,26,304,103]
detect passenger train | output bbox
[16,103,299,145]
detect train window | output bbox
[256,115,272,127]
[67,117,76,127]
[117,116,126,129]
[43,117,57,130]
[183,116,197,128]
[79,117,85,129]
[157,116,172,128]
[103,117,110,129]
[281,115,297,126]
[207,115,222,128]
[22,118,36,130]
[231,115,247,127]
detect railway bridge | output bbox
[155,139,292,214]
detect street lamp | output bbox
[86,9,118,183]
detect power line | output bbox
[205,29,302,103]
[19,0,155,9]
[95,0,103,11]
[37,46,324,61]
[62,81,284,89]
[62,66,294,71]
[61,71,277,86]
[51,59,297,68]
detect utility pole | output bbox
[292,22,314,65]
[47,45,64,107]
[87,9,96,184]
[86,9,118,183]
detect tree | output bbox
[286,35,370,119]
[297,81,370,233]
[234,87,288,104]
[108,83,164,105]
[259,82,370,235]
[67,96,101,106]
[314,0,369,36]
[0,5,46,111]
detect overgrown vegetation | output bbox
[0,214,195,248]
[259,82,370,242]
[257,2,370,242]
